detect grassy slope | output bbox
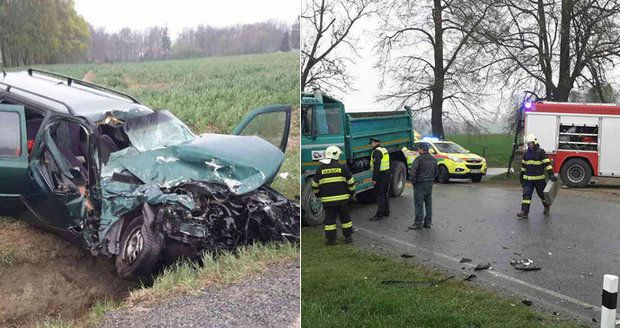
[448,134,513,167]
[301,228,584,328]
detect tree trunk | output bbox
[431,0,445,138]
[556,0,573,101]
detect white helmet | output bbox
[525,134,538,144]
[324,145,342,161]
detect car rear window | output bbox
[0,112,21,157]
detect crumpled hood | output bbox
[103,133,285,195]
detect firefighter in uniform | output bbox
[312,146,356,245]
[369,137,391,221]
[517,134,557,219]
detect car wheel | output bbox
[302,181,325,226]
[471,175,482,183]
[116,215,164,280]
[389,161,406,197]
[437,165,449,183]
[560,158,591,188]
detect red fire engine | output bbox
[523,101,620,187]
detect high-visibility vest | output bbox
[402,148,414,166]
[371,147,390,171]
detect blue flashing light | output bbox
[422,136,439,142]
[524,101,532,109]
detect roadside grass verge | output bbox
[127,242,299,306]
[301,228,584,328]
[449,134,513,167]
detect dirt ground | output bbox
[0,218,137,328]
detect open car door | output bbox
[0,105,28,215]
[232,105,291,153]
[23,111,99,234]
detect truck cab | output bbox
[301,91,414,225]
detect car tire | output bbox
[471,175,482,183]
[389,161,406,197]
[302,181,325,226]
[116,215,164,281]
[560,158,591,188]
[437,165,450,183]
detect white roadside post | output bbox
[601,274,618,328]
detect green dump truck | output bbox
[301,91,415,226]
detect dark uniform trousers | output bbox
[521,181,547,214]
[374,172,390,217]
[324,205,353,241]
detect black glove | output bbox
[519,173,525,184]
[549,174,557,182]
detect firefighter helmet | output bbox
[324,145,342,160]
[525,134,538,144]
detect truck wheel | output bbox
[302,181,325,226]
[560,158,591,188]
[356,190,376,204]
[437,165,450,183]
[389,161,406,197]
[116,215,164,281]
[471,175,482,183]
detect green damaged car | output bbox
[0,69,299,280]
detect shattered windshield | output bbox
[124,110,194,152]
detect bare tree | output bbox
[482,0,620,102]
[377,0,495,138]
[301,0,376,92]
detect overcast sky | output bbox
[74,0,299,38]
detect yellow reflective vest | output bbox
[371,147,390,171]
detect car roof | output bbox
[0,71,153,121]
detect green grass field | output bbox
[44,52,300,198]
[448,134,513,167]
[301,228,584,328]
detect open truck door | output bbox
[232,105,291,153]
[0,105,28,215]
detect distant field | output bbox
[448,134,513,167]
[43,52,300,198]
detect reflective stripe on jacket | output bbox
[312,160,355,206]
[371,147,390,171]
[521,146,553,181]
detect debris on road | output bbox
[400,253,415,258]
[522,300,533,306]
[459,258,472,263]
[474,262,491,271]
[511,259,541,271]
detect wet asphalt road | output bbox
[349,182,620,322]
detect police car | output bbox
[407,138,487,183]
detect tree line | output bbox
[302,0,620,137]
[0,0,300,67]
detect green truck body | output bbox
[301,91,415,225]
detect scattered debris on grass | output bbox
[400,253,415,258]
[379,276,454,287]
[463,274,477,281]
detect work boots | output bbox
[344,235,353,244]
[543,205,550,215]
[516,212,529,219]
[325,239,336,246]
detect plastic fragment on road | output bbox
[511,258,541,271]
[474,262,490,271]
[522,300,533,306]
[400,253,414,258]
[460,258,472,263]
[463,274,476,281]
